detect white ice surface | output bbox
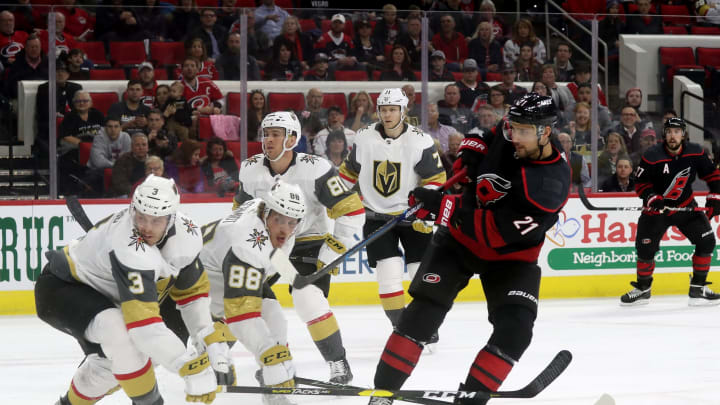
[3,296,720,405]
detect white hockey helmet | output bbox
[376,88,409,124]
[263,178,306,220]
[261,111,302,162]
[132,174,180,217]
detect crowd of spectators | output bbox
[0,0,714,198]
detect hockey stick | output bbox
[66,195,94,232]
[288,167,468,289]
[577,187,708,213]
[223,350,571,403]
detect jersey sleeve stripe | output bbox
[175,292,209,306]
[338,169,357,183]
[226,312,262,323]
[345,208,366,216]
[170,270,211,305]
[126,317,164,330]
[114,359,153,380]
[326,193,365,219]
[420,172,447,187]
[379,291,404,298]
[224,296,262,318]
[121,300,162,328]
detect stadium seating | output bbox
[299,18,318,32]
[334,70,369,81]
[662,25,688,35]
[89,92,119,115]
[321,18,354,39]
[79,142,92,166]
[691,26,720,35]
[75,41,110,67]
[268,92,305,111]
[150,41,185,67]
[226,92,246,117]
[226,141,263,159]
[485,72,502,81]
[321,93,348,115]
[659,47,703,87]
[197,116,213,140]
[109,41,147,67]
[129,68,168,80]
[89,69,126,80]
[660,4,692,25]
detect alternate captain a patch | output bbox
[182,217,198,236]
[373,160,401,197]
[247,229,269,250]
[129,229,147,252]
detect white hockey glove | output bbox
[173,352,218,404]
[317,235,347,276]
[197,322,237,386]
[259,344,296,387]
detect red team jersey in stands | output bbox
[37,30,77,57]
[182,77,223,110]
[0,30,28,62]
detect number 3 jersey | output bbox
[46,208,210,369]
[339,123,447,214]
[234,152,364,248]
[635,142,720,206]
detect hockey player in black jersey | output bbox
[621,117,720,306]
[367,93,570,405]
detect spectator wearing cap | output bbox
[429,50,455,81]
[552,42,574,82]
[255,0,290,41]
[497,63,527,104]
[265,37,303,81]
[137,62,159,108]
[35,61,83,159]
[353,19,385,74]
[623,0,662,35]
[468,21,503,78]
[4,34,47,99]
[305,53,335,81]
[373,4,405,47]
[315,13,359,70]
[513,42,541,82]
[324,129,349,169]
[108,79,151,136]
[280,16,314,71]
[0,11,28,67]
[566,61,608,106]
[216,32,261,80]
[503,18,546,66]
[187,8,228,60]
[427,102,456,152]
[455,58,490,109]
[66,48,90,80]
[313,105,356,156]
[396,15,425,71]
[431,14,467,70]
[437,83,475,134]
[379,44,416,81]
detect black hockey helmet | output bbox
[663,117,686,136]
[505,93,557,140]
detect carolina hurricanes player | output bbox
[621,117,720,306]
[232,111,365,384]
[35,175,230,405]
[339,88,446,332]
[202,180,306,405]
[368,93,570,405]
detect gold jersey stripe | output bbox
[339,163,358,181]
[121,300,161,326]
[296,233,330,243]
[224,296,262,319]
[326,193,364,220]
[420,171,448,187]
[380,294,406,311]
[307,313,340,341]
[169,271,210,304]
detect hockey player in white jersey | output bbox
[35,175,230,405]
[202,179,306,405]
[232,111,365,384]
[339,88,447,331]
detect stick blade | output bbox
[501,349,572,399]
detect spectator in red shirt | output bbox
[37,12,78,58]
[137,61,159,108]
[315,13,359,70]
[0,11,28,67]
[181,37,219,80]
[280,15,314,71]
[180,57,224,116]
[9,0,38,34]
[431,14,467,70]
[58,0,94,39]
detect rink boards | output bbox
[1,194,717,315]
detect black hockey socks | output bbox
[373,332,423,390]
[691,254,711,285]
[463,345,514,393]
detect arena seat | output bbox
[268,92,305,112]
[75,41,109,66]
[697,47,720,67]
[691,26,720,35]
[129,68,168,80]
[89,92,119,115]
[226,141,263,159]
[89,69,126,80]
[226,92,247,116]
[109,41,147,67]
[299,18,318,32]
[659,47,702,88]
[198,116,213,140]
[662,25,688,35]
[79,142,92,166]
[150,41,185,67]
[334,70,369,81]
[485,72,502,81]
[321,93,348,115]
[660,4,692,25]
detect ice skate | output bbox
[328,356,353,384]
[689,281,720,306]
[620,281,651,306]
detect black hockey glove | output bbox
[706,194,720,220]
[454,134,488,180]
[408,187,444,220]
[645,194,665,212]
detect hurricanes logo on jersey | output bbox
[300,155,319,165]
[373,160,401,197]
[663,167,691,200]
[247,229,269,250]
[129,229,147,252]
[476,173,511,206]
[1,42,22,59]
[182,217,198,236]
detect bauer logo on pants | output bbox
[373,160,401,197]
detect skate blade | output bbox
[688,298,720,306]
[619,299,650,307]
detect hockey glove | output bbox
[706,194,720,220]
[174,352,218,404]
[645,194,665,212]
[408,187,444,220]
[259,344,296,388]
[200,323,236,386]
[455,134,488,180]
[318,235,347,276]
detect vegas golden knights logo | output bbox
[373,160,401,197]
